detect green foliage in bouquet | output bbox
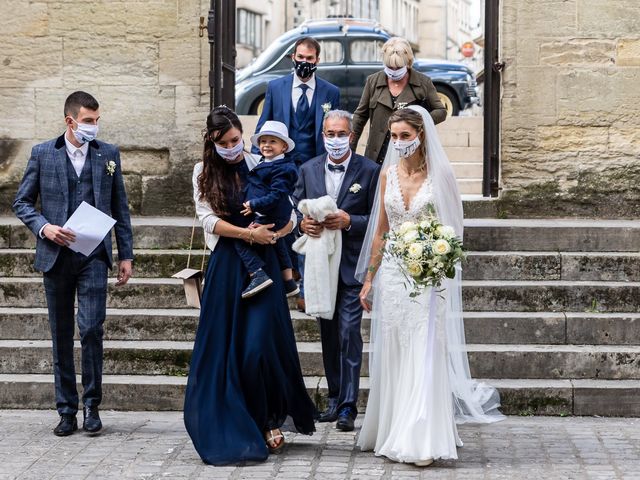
[383,208,466,298]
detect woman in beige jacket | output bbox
[351,37,447,164]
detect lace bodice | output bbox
[375,164,443,347]
[384,164,434,229]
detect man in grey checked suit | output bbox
[13,91,134,436]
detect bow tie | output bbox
[327,163,346,173]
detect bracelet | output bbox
[248,228,254,245]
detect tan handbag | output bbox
[172,213,206,308]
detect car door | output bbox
[345,36,386,111]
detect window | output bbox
[318,40,344,64]
[237,9,262,49]
[350,39,384,63]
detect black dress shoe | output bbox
[53,414,77,437]
[336,407,355,432]
[83,406,102,433]
[317,407,338,423]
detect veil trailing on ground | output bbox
[355,105,504,424]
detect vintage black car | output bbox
[235,18,479,117]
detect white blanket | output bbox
[293,196,342,319]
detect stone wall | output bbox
[499,0,640,217]
[0,0,211,216]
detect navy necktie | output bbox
[327,163,345,173]
[296,84,310,123]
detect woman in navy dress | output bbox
[184,106,316,465]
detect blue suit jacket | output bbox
[292,152,380,287]
[13,135,134,273]
[253,73,341,160]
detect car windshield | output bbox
[247,35,295,73]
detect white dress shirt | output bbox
[291,73,316,112]
[39,134,90,238]
[325,153,351,201]
[65,134,89,177]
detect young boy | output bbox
[236,121,300,299]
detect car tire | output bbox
[249,96,266,116]
[435,85,460,118]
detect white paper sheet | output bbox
[62,201,116,256]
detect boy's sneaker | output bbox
[241,269,273,299]
[284,279,300,297]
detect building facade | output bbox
[1,0,638,217]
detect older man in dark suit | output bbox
[293,110,380,432]
[13,91,133,436]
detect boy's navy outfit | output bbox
[234,155,298,274]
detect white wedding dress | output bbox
[356,106,503,465]
[357,165,462,462]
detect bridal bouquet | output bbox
[383,215,465,297]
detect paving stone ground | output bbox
[1,411,639,479]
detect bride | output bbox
[356,106,504,466]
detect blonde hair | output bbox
[382,37,414,69]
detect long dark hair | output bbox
[197,106,244,217]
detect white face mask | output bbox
[384,65,408,82]
[393,137,421,158]
[71,121,98,144]
[324,136,350,160]
[215,139,245,162]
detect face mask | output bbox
[215,139,245,162]
[384,65,408,82]
[293,59,317,79]
[393,137,421,158]
[71,121,98,143]
[324,136,350,160]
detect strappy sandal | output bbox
[265,429,285,453]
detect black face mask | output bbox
[293,59,317,79]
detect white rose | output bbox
[406,261,423,277]
[433,239,451,255]
[436,225,456,239]
[403,229,419,243]
[407,242,423,258]
[399,221,417,235]
[419,220,431,229]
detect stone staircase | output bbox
[1,216,640,416]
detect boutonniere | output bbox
[321,102,332,115]
[395,101,408,111]
[106,160,116,176]
[349,183,362,194]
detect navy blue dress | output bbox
[184,161,316,465]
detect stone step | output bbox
[3,249,638,281]
[0,374,638,417]
[464,219,640,252]
[3,217,640,251]
[463,280,640,313]
[2,308,640,346]
[3,278,640,312]
[2,340,640,380]
[452,162,483,178]
[0,277,187,309]
[457,178,483,195]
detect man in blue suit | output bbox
[13,91,134,436]
[254,36,341,167]
[255,36,341,309]
[293,110,380,432]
